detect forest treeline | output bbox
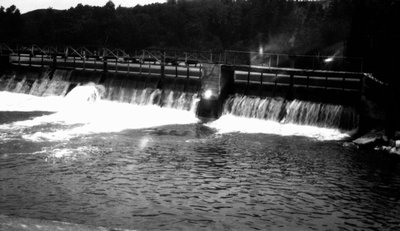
[0,0,399,77]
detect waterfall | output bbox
[0,69,72,97]
[102,84,198,112]
[0,69,199,112]
[28,70,52,96]
[42,70,72,96]
[223,95,359,130]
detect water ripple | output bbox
[0,126,400,230]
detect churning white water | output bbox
[207,95,358,140]
[0,84,199,141]
[0,70,356,141]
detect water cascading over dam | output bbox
[0,66,360,134]
[0,67,199,112]
[222,95,359,130]
[0,47,383,137]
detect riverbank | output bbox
[347,129,400,156]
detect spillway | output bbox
[1,49,385,135]
[223,95,359,130]
[0,64,364,133]
[0,67,199,112]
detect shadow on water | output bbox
[130,123,217,139]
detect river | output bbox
[0,86,399,230]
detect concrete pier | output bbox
[195,64,233,121]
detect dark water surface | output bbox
[1,113,400,230]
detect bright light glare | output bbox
[324,57,334,63]
[203,89,213,100]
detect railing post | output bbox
[52,54,57,68]
[259,72,264,96]
[246,68,250,94]
[94,57,97,71]
[139,61,142,76]
[64,48,67,64]
[174,63,178,90]
[99,58,108,84]
[184,63,189,92]
[342,75,345,92]
[325,75,328,90]
[161,51,165,79]
[18,49,21,66]
[83,56,86,71]
[103,59,107,73]
[289,74,294,100]
[360,74,365,100]
[276,54,279,67]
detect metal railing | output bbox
[0,44,364,72]
[223,50,364,72]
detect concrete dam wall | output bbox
[0,52,384,131]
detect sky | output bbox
[0,0,166,13]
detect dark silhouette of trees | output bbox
[0,0,399,76]
[0,5,23,44]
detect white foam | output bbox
[1,88,352,142]
[16,102,199,141]
[43,146,99,161]
[207,114,352,141]
[0,89,199,141]
[0,91,63,112]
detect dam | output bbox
[0,45,383,131]
[0,45,399,231]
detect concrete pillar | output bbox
[99,60,108,84]
[196,64,233,122]
[0,55,10,73]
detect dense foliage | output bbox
[0,0,399,76]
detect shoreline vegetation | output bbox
[0,1,398,77]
